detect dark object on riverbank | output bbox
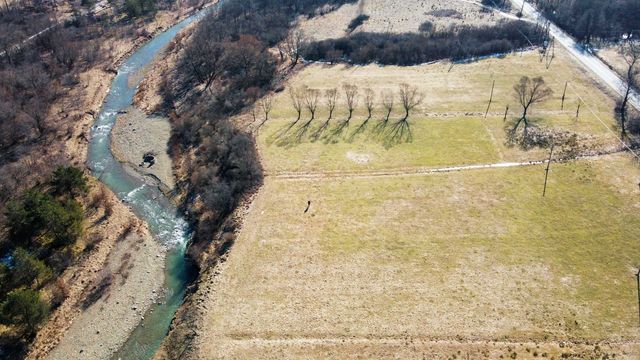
[304,200,311,213]
[140,152,156,168]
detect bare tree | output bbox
[381,90,394,123]
[312,88,338,140]
[343,84,359,122]
[303,88,320,121]
[398,83,423,122]
[618,40,639,139]
[324,88,337,120]
[289,86,304,123]
[182,38,225,94]
[386,84,422,145]
[258,97,273,128]
[363,87,375,122]
[49,30,79,71]
[512,76,553,139]
[349,87,376,140]
[284,29,308,67]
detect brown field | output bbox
[194,9,640,359]
[196,154,640,359]
[298,0,508,41]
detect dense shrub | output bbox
[303,20,545,65]
[347,14,370,33]
[418,20,435,34]
[51,165,88,196]
[124,0,159,18]
[481,0,511,11]
[11,248,53,289]
[0,288,49,336]
[5,190,83,248]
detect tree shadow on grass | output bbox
[347,117,371,142]
[293,118,315,142]
[383,120,413,148]
[323,120,350,144]
[310,118,331,142]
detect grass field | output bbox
[198,37,640,359]
[256,48,619,174]
[199,154,640,358]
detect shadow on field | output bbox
[267,117,413,148]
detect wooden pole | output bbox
[576,101,581,119]
[543,143,555,197]
[503,105,509,122]
[519,1,524,16]
[561,81,568,110]
[485,80,495,118]
[636,268,640,326]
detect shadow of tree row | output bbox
[267,115,413,149]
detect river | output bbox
[86,6,214,360]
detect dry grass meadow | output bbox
[197,16,640,359]
[298,0,507,40]
[257,47,618,174]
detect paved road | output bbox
[507,0,640,111]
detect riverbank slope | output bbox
[24,2,215,359]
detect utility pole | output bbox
[561,81,568,110]
[636,268,640,326]
[485,80,495,118]
[542,142,555,197]
[519,1,525,17]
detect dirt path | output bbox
[209,335,640,359]
[269,160,547,180]
[268,148,627,180]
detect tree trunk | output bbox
[621,84,631,138]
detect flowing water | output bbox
[87,7,214,360]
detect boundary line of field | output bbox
[266,148,632,181]
[221,335,640,348]
[268,160,546,180]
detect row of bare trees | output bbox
[279,83,423,126]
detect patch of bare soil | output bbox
[298,0,503,41]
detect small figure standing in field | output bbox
[304,200,311,213]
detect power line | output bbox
[567,82,640,161]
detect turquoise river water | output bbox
[87,6,215,359]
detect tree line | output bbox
[273,83,423,145]
[535,0,640,43]
[302,20,546,66]
[162,0,356,264]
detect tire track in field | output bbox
[268,160,547,181]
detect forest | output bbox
[535,0,640,43]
